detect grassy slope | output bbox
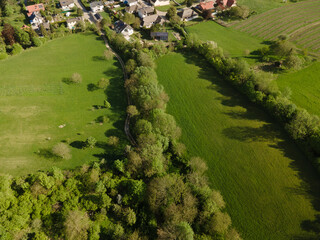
[0,34,127,176]
[236,0,288,14]
[277,62,320,116]
[186,21,264,63]
[156,52,320,240]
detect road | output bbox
[74,0,95,23]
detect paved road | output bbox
[74,0,95,23]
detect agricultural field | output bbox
[0,34,127,176]
[156,52,320,240]
[236,0,289,14]
[277,62,320,116]
[231,0,320,54]
[186,21,264,62]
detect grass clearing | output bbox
[156,52,320,240]
[0,34,127,176]
[236,0,290,14]
[277,62,320,116]
[186,21,264,63]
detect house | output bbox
[178,8,198,21]
[90,1,104,12]
[199,1,214,11]
[125,4,139,13]
[26,3,45,17]
[124,0,138,6]
[137,6,154,18]
[59,0,75,10]
[66,17,82,29]
[216,0,236,8]
[114,20,134,37]
[142,14,164,28]
[150,32,168,41]
[149,0,170,7]
[94,12,102,21]
[29,12,44,27]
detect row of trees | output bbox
[105,27,242,239]
[184,34,320,173]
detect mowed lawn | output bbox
[186,21,264,63]
[277,62,320,117]
[156,52,320,240]
[0,34,127,176]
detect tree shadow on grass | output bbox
[70,140,86,149]
[34,148,60,161]
[62,77,72,85]
[180,50,320,238]
[87,83,99,92]
[92,56,105,61]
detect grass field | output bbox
[0,34,127,176]
[232,0,320,53]
[236,0,289,14]
[186,21,264,63]
[277,62,320,116]
[156,52,320,240]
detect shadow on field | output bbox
[181,50,320,238]
[35,148,60,161]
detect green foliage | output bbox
[70,72,82,84]
[52,142,71,159]
[85,136,97,148]
[31,37,42,47]
[64,210,90,240]
[97,77,110,89]
[104,99,111,109]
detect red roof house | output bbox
[216,0,236,8]
[26,4,45,17]
[199,1,214,11]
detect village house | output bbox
[124,0,138,6]
[150,32,168,41]
[149,0,170,7]
[137,6,154,18]
[59,0,75,10]
[114,20,134,38]
[199,1,214,11]
[26,4,45,17]
[142,14,164,28]
[178,8,198,21]
[90,1,104,12]
[125,4,139,13]
[216,0,236,8]
[29,12,44,27]
[66,17,82,29]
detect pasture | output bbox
[236,0,288,14]
[231,0,320,54]
[186,21,264,63]
[0,34,127,176]
[156,52,320,240]
[277,62,320,116]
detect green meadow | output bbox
[156,52,320,240]
[0,34,127,176]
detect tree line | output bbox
[184,34,320,173]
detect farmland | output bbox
[0,34,127,176]
[156,52,320,240]
[231,0,320,54]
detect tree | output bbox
[132,17,141,29]
[85,136,96,148]
[127,105,139,116]
[166,6,177,20]
[202,9,212,20]
[52,143,71,159]
[125,59,137,74]
[31,37,42,47]
[3,4,13,17]
[123,208,136,226]
[185,0,194,7]
[104,99,111,109]
[70,73,82,84]
[207,212,232,235]
[11,43,23,55]
[77,8,83,16]
[283,54,302,70]
[229,5,250,19]
[1,23,15,45]
[97,78,110,89]
[137,52,155,68]
[14,28,31,47]
[271,40,295,59]
[64,210,90,240]
[108,136,119,146]
[104,49,113,60]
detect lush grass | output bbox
[0,34,127,176]
[277,62,320,116]
[156,52,320,240]
[186,21,264,63]
[236,0,290,14]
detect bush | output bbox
[31,37,42,47]
[97,78,110,89]
[0,52,8,60]
[70,73,82,84]
[85,136,97,148]
[104,49,113,60]
[52,143,71,159]
[11,43,23,55]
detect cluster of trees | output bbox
[104,27,242,239]
[184,34,320,173]
[256,36,306,70]
[217,5,250,20]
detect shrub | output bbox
[70,73,82,84]
[97,78,110,89]
[31,37,42,47]
[85,136,97,148]
[52,143,71,159]
[108,136,119,146]
[0,52,8,60]
[11,43,23,55]
[104,49,113,60]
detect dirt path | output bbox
[102,35,137,146]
